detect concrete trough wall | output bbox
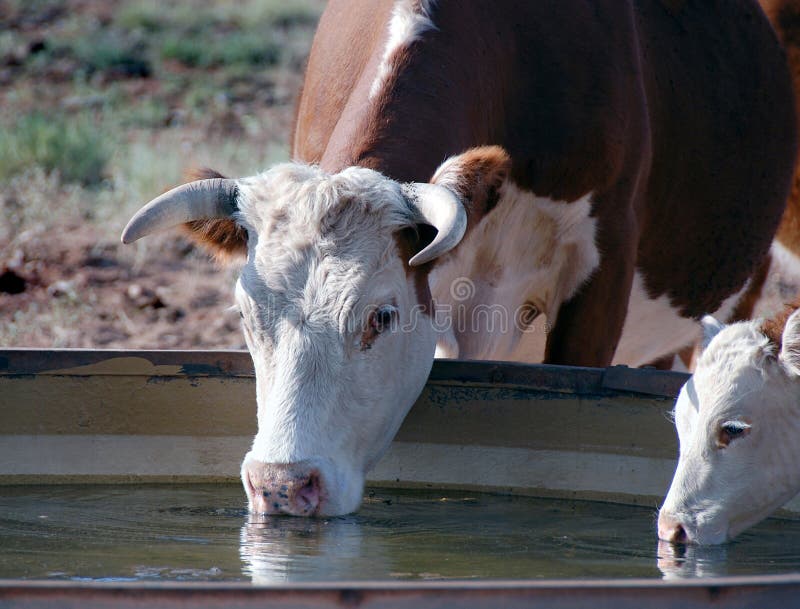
[1,349,797,514]
[1,349,683,507]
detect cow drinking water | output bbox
[123,0,796,516]
[658,306,800,545]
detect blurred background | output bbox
[0,0,324,349]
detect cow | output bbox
[657,0,800,373]
[657,304,800,545]
[721,0,800,332]
[122,0,797,516]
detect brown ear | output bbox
[180,168,248,262]
[430,146,511,224]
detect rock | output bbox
[0,269,26,294]
[164,307,185,323]
[28,39,47,55]
[6,249,25,270]
[93,326,131,346]
[47,280,76,299]
[126,284,165,309]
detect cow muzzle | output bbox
[243,460,323,517]
[657,509,690,544]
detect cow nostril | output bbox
[671,523,688,544]
[296,473,321,513]
[658,511,690,544]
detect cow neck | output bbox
[318,6,504,184]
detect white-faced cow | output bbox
[658,305,800,545]
[122,0,797,516]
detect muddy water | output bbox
[1,485,799,582]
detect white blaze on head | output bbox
[120,147,510,517]
[658,311,800,545]
[234,164,440,516]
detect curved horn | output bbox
[121,178,239,244]
[404,183,467,266]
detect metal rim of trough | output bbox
[2,575,800,608]
[0,348,690,398]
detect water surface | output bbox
[1,485,798,582]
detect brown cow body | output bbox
[294,0,796,367]
[123,1,799,516]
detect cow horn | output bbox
[121,178,239,244]
[404,183,467,266]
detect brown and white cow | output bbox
[663,0,800,374]
[658,303,800,545]
[122,0,797,516]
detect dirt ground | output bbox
[1,223,245,349]
[0,0,323,350]
[5,0,799,355]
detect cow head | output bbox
[657,311,800,545]
[122,147,509,516]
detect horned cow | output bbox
[123,0,796,516]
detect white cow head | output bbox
[658,310,800,544]
[122,148,509,516]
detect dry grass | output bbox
[0,0,324,349]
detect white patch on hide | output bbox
[369,0,438,100]
[612,273,749,367]
[429,183,599,362]
[429,177,754,367]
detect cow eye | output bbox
[373,305,397,332]
[359,305,398,351]
[717,420,751,448]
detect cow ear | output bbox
[430,146,511,220]
[180,168,248,263]
[780,308,800,376]
[700,315,725,351]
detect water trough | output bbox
[1,349,799,608]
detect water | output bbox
[0,485,798,583]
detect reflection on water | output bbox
[657,540,730,579]
[240,515,373,583]
[240,491,666,581]
[657,516,800,579]
[1,485,799,582]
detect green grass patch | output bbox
[115,0,323,33]
[0,113,111,185]
[114,1,168,33]
[69,34,151,77]
[119,98,172,128]
[237,0,323,28]
[159,31,279,68]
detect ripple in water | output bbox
[1,485,799,582]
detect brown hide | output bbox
[761,0,800,257]
[669,0,800,364]
[285,0,796,366]
[761,298,800,348]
